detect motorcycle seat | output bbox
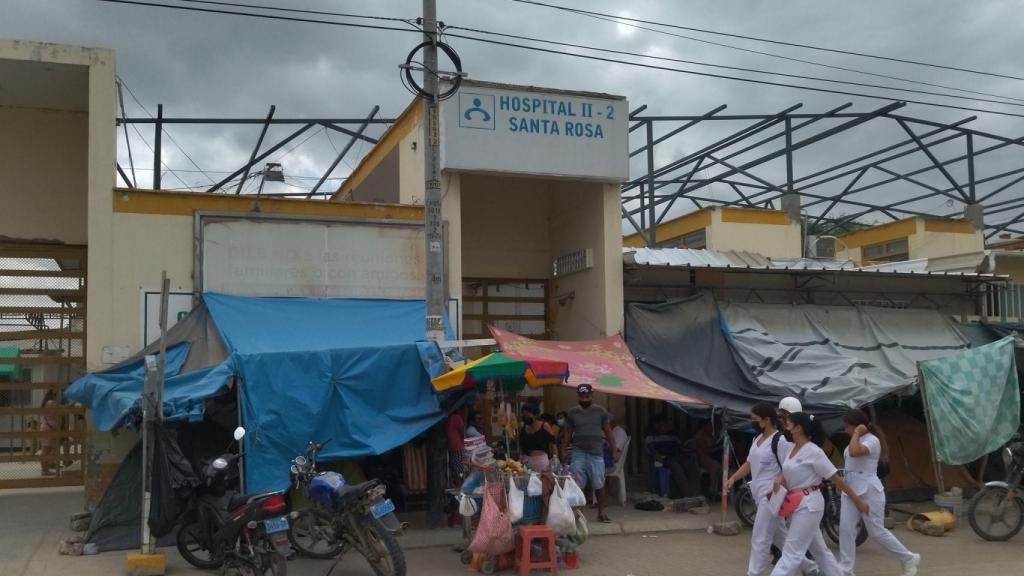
[331,480,379,509]
[227,490,278,512]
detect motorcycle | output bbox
[176,427,293,576]
[287,438,406,576]
[968,442,1024,541]
[821,473,869,547]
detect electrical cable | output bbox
[100,0,1024,119]
[444,31,1024,119]
[509,0,1024,83]
[501,1,1024,104]
[98,0,422,34]
[118,75,218,186]
[446,24,1024,109]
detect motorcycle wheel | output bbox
[822,510,868,547]
[220,553,286,576]
[735,484,756,528]
[354,516,406,576]
[288,509,343,559]
[968,486,1024,542]
[176,521,223,569]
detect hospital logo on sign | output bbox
[459,92,495,130]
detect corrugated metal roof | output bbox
[623,247,1006,279]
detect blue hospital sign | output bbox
[441,82,628,182]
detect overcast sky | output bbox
[4,0,1024,234]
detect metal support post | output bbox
[422,0,445,341]
[236,106,276,194]
[153,104,162,190]
[785,118,794,193]
[646,121,657,245]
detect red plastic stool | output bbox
[514,525,559,576]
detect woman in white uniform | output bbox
[771,412,868,576]
[838,409,920,576]
[728,402,818,576]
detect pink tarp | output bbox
[489,327,706,405]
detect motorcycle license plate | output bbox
[264,516,289,533]
[371,499,395,519]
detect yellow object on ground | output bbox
[908,510,956,533]
[125,552,166,576]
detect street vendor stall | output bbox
[432,353,587,573]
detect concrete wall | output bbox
[707,208,802,258]
[0,106,88,243]
[461,175,551,279]
[911,228,985,260]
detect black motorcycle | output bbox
[287,438,406,576]
[176,427,293,576]
[968,442,1024,541]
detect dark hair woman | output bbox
[726,402,817,576]
[519,404,555,472]
[837,409,920,576]
[770,412,869,576]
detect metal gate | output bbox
[0,243,86,489]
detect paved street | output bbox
[4,487,1024,576]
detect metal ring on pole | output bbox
[404,40,463,101]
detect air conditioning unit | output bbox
[811,236,836,258]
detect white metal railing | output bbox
[985,283,1024,323]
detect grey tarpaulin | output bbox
[625,294,798,421]
[720,303,968,407]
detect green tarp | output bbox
[921,336,1021,465]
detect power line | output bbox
[177,0,412,23]
[97,0,421,34]
[101,0,1024,120]
[118,75,218,185]
[447,24,1024,110]
[502,1,1024,106]
[510,0,1024,83]
[444,31,1024,120]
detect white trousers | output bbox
[838,488,914,575]
[770,499,842,576]
[748,496,818,576]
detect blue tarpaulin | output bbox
[66,343,234,431]
[203,293,450,493]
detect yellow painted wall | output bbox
[0,106,88,243]
[993,255,1024,284]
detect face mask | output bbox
[557,418,566,427]
[579,401,592,409]
[523,416,535,425]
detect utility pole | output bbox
[422,0,445,342]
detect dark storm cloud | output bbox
[3,0,1023,228]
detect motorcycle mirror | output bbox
[233,427,246,441]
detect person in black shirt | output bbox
[645,414,700,498]
[519,404,555,472]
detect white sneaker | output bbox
[900,553,921,576]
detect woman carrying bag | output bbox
[838,409,920,576]
[771,412,868,576]
[727,402,817,576]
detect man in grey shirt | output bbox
[560,383,619,523]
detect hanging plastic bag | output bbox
[459,493,478,517]
[470,482,515,556]
[567,509,589,546]
[527,472,543,497]
[562,475,587,508]
[546,481,577,536]
[509,476,525,523]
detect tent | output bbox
[625,294,969,421]
[68,293,453,495]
